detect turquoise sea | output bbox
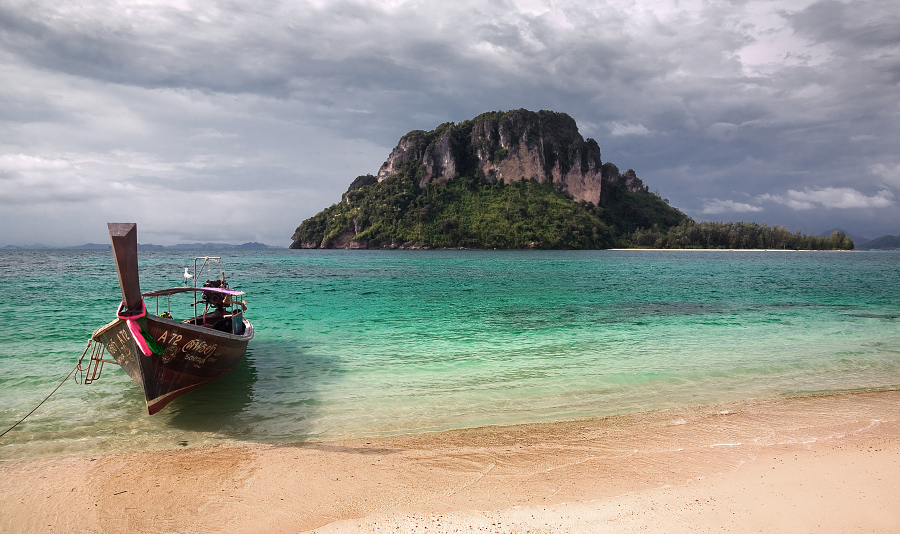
[1,249,898,459]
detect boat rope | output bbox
[0,361,79,439]
[0,338,113,439]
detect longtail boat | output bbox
[87,223,254,414]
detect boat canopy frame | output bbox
[142,257,246,321]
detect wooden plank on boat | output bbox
[107,223,143,313]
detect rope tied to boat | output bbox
[0,361,81,440]
[117,301,164,357]
[0,337,118,439]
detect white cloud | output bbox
[0,153,70,172]
[0,154,89,204]
[760,187,895,210]
[737,0,831,76]
[700,198,764,215]
[607,121,651,137]
[871,163,900,188]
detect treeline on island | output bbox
[295,174,656,249]
[292,109,853,251]
[630,221,854,250]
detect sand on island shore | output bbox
[2,389,899,533]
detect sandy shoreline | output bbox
[3,390,900,533]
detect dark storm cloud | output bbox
[0,0,897,245]
[0,3,295,95]
[788,0,900,48]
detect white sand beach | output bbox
[3,389,899,533]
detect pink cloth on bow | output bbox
[117,301,154,357]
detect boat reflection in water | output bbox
[165,351,258,433]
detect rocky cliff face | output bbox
[375,109,645,205]
[289,109,672,250]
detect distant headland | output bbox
[290,109,855,251]
[853,235,900,250]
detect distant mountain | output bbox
[856,235,900,250]
[1,243,50,250]
[161,242,278,249]
[235,242,275,249]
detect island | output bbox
[291,109,853,250]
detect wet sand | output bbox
[2,389,899,533]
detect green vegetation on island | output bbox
[631,221,854,250]
[296,173,623,249]
[291,109,853,251]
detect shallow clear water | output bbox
[1,249,898,458]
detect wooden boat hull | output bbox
[93,314,254,414]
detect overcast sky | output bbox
[1,0,897,246]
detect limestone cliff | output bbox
[375,109,645,206]
[290,109,681,250]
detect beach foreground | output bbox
[3,390,899,533]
